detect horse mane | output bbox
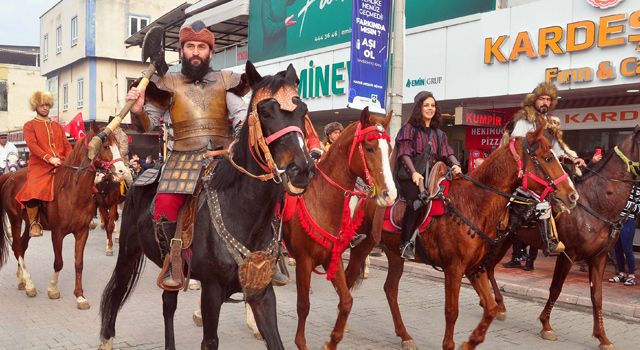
[210,70,295,191]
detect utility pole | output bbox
[388,0,405,140]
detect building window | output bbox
[129,15,149,36]
[63,84,69,111]
[71,16,78,46]
[56,25,62,54]
[43,34,48,60]
[0,80,7,111]
[77,78,84,108]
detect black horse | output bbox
[99,61,315,350]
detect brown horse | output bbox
[0,124,127,309]
[94,179,126,256]
[282,108,396,350]
[486,126,640,350]
[344,126,579,350]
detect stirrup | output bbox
[400,241,415,260]
[546,241,565,256]
[29,221,43,237]
[349,234,367,249]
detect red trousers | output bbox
[153,193,187,222]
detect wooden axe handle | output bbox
[87,63,156,159]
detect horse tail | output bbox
[0,173,11,267]
[99,186,146,342]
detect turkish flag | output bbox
[64,112,86,141]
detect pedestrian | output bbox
[322,121,344,152]
[608,186,640,286]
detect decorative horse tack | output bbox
[282,122,390,281]
[207,189,278,297]
[228,111,305,182]
[509,137,570,200]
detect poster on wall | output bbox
[347,0,391,114]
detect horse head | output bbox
[241,61,315,194]
[519,125,579,209]
[335,107,397,206]
[84,123,128,183]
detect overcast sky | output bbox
[0,0,61,46]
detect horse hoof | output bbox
[76,296,90,310]
[26,288,37,297]
[540,330,558,341]
[189,280,201,290]
[193,310,203,327]
[496,312,506,321]
[458,342,472,350]
[48,289,60,299]
[18,281,25,290]
[401,339,418,350]
[99,338,113,350]
[322,342,333,350]
[105,249,113,256]
[363,271,369,279]
[599,344,616,350]
[253,331,263,340]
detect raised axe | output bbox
[87,26,168,159]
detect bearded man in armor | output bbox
[504,81,585,255]
[127,21,320,288]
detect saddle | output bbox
[383,162,450,234]
[156,150,226,291]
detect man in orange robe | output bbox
[16,91,73,237]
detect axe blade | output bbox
[141,26,168,76]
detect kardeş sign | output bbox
[556,104,640,130]
[455,107,506,127]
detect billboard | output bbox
[248,0,351,62]
[248,0,496,63]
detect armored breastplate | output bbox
[168,71,232,151]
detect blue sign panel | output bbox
[348,0,391,114]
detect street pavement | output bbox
[0,227,639,350]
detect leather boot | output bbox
[272,251,290,287]
[536,201,564,256]
[538,218,564,256]
[156,221,181,288]
[26,206,43,237]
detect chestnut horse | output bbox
[99,62,315,350]
[282,108,396,350]
[0,124,127,309]
[345,126,579,350]
[486,126,640,350]
[94,178,126,256]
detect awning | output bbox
[124,0,248,52]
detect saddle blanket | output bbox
[382,180,450,234]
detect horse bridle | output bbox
[315,122,391,198]
[509,137,570,201]
[228,110,305,182]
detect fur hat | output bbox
[29,91,54,111]
[324,122,344,137]
[522,82,558,111]
[179,20,215,49]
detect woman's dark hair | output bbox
[408,91,441,130]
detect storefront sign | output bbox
[556,104,640,130]
[348,0,391,114]
[455,107,506,127]
[484,10,640,64]
[465,127,504,149]
[298,60,350,98]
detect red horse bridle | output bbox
[509,137,569,200]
